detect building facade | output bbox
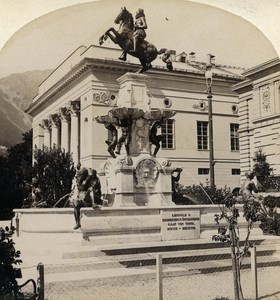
[232,58,280,179]
[27,45,243,188]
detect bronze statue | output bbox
[240,171,258,200]
[115,118,132,156]
[73,168,103,230]
[99,7,173,73]
[171,168,183,204]
[149,120,163,157]
[131,9,147,53]
[104,123,118,158]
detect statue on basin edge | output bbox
[73,168,104,230]
[99,7,173,73]
[239,171,258,201]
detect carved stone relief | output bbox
[92,91,117,106]
[134,159,159,188]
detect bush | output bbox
[25,146,76,208]
[259,195,280,235]
[260,175,280,192]
[178,182,231,205]
[252,148,273,185]
[0,225,22,296]
[0,131,33,218]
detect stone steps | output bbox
[43,236,280,285]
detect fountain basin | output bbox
[13,205,262,245]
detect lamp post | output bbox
[205,54,215,188]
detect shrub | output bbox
[178,181,231,205]
[0,225,22,296]
[26,146,76,207]
[259,195,280,235]
[252,149,273,189]
[260,175,280,192]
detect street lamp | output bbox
[205,54,215,188]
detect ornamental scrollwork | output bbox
[261,85,271,113]
[93,91,117,106]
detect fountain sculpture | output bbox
[94,73,176,207]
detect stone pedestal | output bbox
[98,72,176,208]
[100,155,175,207]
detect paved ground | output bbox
[42,266,280,300]
[2,220,279,300]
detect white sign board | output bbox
[161,209,200,240]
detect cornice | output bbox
[26,57,243,116]
[242,57,280,78]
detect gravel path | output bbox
[44,266,280,300]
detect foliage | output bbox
[25,146,76,208]
[0,225,22,296]
[259,175,280,192]
[178,181,231,205]
[252,149,273,181]
[258,195,280,235]
[212,194,263,300]
[0,131,32,219]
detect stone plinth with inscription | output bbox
[162,208,200,240]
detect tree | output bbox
[30,146,75,207]
[0,131,32,219]
[213,194,262,300]
[0,225,22,296]
[252,149,273,181]
[6,130,33,208]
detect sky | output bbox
[0,0,279,79]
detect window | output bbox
[198,168,209,175]
[197,121,208,150]
[180,56,186,63]
[161,119,174,149]
[230,123,239,151]
[232,169,240,175]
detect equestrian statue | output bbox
[99,7,173,73]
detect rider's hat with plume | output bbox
[136,8,145,18]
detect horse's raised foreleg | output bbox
[99,28,119,45]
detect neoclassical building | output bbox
[232,57,280,178]
[27,45,244,188]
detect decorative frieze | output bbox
[193,100,208,111]
[93,91,117,106]
[260,85,271,114]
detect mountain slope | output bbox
[0,70,52,147]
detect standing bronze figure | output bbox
[115,117,132,156]
[149,120,163,157]
[104,123,118,158]
[99,7,173,73]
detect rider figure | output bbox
[132,9,147,53]
[118,8,147,61]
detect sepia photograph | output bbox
[0,0,280,299]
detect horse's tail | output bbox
[158,48,173,72]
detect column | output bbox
[70,101,80,164]
[60,107,71,152]
[42,119,51,149]
[50,113,61,147]
[33,123,44,150]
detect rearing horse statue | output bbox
[99,7,173,73]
